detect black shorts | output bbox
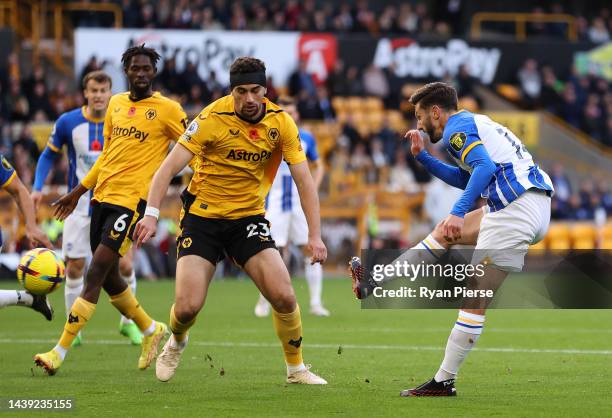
[90,199,146,256]
[177,212,277,267]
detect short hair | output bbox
[277,95,295,106]
[82,70,112,89]
[409,82,458,111]
[121,44,161,69]
[229,57,266,75]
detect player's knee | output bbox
[270,291,297,314]
[118,262,132,279]
[66,262,85,279]
[173,299,201,323]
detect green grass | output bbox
[0,278,610,417]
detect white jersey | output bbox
[443,111,554,212]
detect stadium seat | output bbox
[529,238,547,253]
[346,97,364,112]
[601,223,612,242]
[601,238,612,250]
[364,97,384,112]
[570,223,596,249]
[331,97,347,113]
[546,223,571,250]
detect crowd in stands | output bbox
[516,58,612,146]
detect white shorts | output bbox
[472,190,551,272]
[62,213,92,259]
[267,207,308,248]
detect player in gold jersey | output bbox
[34,45,186,375]
[134,57,328,385]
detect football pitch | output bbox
[0,277,610,417]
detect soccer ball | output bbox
[17,248,65,295]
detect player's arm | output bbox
[289,161,327,264]
[4,174,52,249]
[442,141,495,242]
[31,118,66,208]
[406,129,470,189]
[133,143,194,247]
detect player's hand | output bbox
[133,216,157,248]
[51,191,80,221]
[307,236,327,264]
[25,224,52,249]
[441,214,464,242]
[404,129,425,157]
[31,191,43,210]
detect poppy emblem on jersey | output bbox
[229,128,239,136]
[249,129,260,141]
[450,132,467,152]
[182,237,192,248]
[268,128,280,142]
[145,109,157,120]
[91,139,102,151]
[127,107,136,117]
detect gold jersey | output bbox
[82,92,187,210]
[178,95,306,219]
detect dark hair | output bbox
[82,70,112,89]
[121,44,161,69]
[409,82,458,111]
[229,57,266,75]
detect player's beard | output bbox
[130,81,152,100]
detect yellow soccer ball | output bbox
[17,248,65,295]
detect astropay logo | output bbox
[298,34,337,84]
[373,38,501,84]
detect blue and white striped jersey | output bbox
[266,128,319,212]
[42,107,104,216]
[443,110,553,212]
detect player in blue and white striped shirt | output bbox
[351,82,553,396]
[254,96,328,317]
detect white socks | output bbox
[434,310,485,382]
[64,275,84,316]
[304,257,323,307]
[120,270,137,325]
[53,344,67,361]
[169,334,188,350]
[0,290,33,308]
[143,320,156,336]
[287,362,307,375]
[382,234,447,284]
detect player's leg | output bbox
[244,247,327,384]
[292,208,329,316]
[254,211,290,317]
[403,191,552,397]
[0,289,53,320]
[62,213,90,346]
[156,214,220,382]
[117,247,142,344]
[34,241,120,374]
[351,207,485,297]
[156,254,215,382]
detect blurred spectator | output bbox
[28,82,56,121]
[288,60,316,98]
[345,66,365,96]
[388,149,419,193]
[158,55,182,94]
[588,17,610,43]
[362,65,390,99]
[517,59,541,109]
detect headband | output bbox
[230,71,266,89]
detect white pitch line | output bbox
[0,338,609,355]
